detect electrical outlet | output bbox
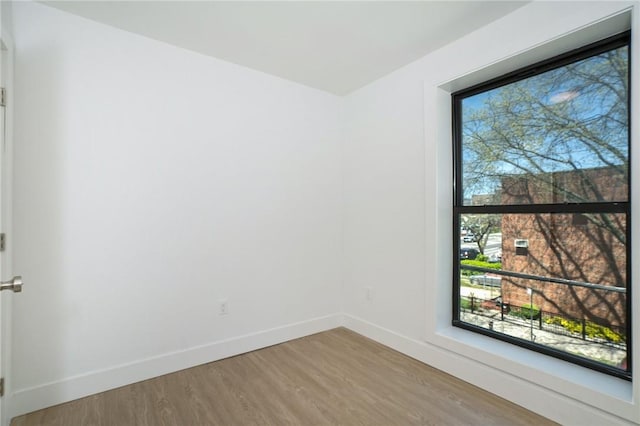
[219,299,229,315]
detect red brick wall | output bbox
[500,167,627,327]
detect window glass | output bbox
[460,45,628,206]
[453,34,630,379]
[459,212,627,369]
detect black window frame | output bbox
[452,31,632,381]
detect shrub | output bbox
[460,260,501,276]
[476,254,489,262]
[510,303,540,320]
[544,317,625,343]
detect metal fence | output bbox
[460,294,626,350]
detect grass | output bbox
[460,297,482,311]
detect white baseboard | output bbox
[9,313,343,419]
[342,314,634,426]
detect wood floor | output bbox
[12,328,556,426]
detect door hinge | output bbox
[0,88,5,107]
[0,377,5,397]
[0,234,5,252]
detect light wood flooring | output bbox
[12,328,556,425]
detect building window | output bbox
[452,32,630,380]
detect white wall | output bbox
[343,1,640,425]
[10,1,342,416]
[10,0,640,424]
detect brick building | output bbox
[500,167,627,326]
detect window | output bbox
[452,32,630,380]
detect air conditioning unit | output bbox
[514,239,529,248]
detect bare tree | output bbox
[464,214,500,255]
[463,47,628,202]
[461,44,629,326]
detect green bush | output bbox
[476,254,489,262]
[509,303,540,320]
[520,303,540,319]
[460,260,501,276]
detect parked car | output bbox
[469,274,502,287]
[460,248,479,260]
[463,233,476,242]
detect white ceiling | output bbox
[42,1,528,95]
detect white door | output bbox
[0,32,21,426]
[0,38,6,426]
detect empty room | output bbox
[0,0,639,425]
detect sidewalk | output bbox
[460,285,499,300]
[460,310,626,367]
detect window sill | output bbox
[433,324,632,406]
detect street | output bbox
[461,232,501,259]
